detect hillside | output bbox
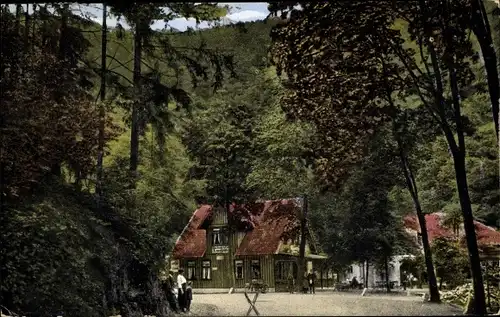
[81,19,279,167]
[85,19,278,90]
[87,15,498,227]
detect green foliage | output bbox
[400,255,427,286]
[102,133,202,260]
[2,184,111,316]
[309,128,416,268]
[1,4,233,316]
[182,81,261,203]
[431,237,470,289]
[270,2,399,189]
[244,68,316,199]
[416,93,499,227]
[269,5,497,310]
[2,2,499,316]
[388,186,415,217]
[1,7,116,198]
[114,128,203,231]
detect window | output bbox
[235,260,244,279]
[251,260,261,279]
[202,260,211,280]
[348,266,353,274]
[275,261,295,280]
[187,261,196,280]
[212,228,228,246]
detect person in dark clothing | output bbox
[351,276,359,289]
[307,270,316,294]
[302,272,309,294]
[287,271,295,294]
[186,281,193,312]
[162,270,179,313]
[177,269,187,312]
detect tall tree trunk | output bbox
[365,261,369,288]
[396,138,441,302]
[384,256,390,292]
[224,158,236,290]
[447,59,487,315]
[15,4,22,35]
[471,0,499,139]
[96,3,107,208]
[320,266,323,289]
[450,149,487,314]
[12,4,23,80]
[50,3,70,177]
[382,33,441,301]
[296,195,308,293]
[58,3,69,60]
[130,22,142,180]
[32,4,37,46]
[24,4,30,51]
[422,22,486,307]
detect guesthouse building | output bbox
[170,199,328,292]
[341,212,500,288]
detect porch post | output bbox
[320,265,323,289]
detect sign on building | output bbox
[212,245,229,254]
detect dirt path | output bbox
[190,292,463,316]
[190,303,224,316]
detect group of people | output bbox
[287,270,318,294]
[162,269,193,314]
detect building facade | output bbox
[343,212,500,288]
[170,199,328,292]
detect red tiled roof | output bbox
[474,222,500,246]
[235,200,300,256]
[404,213,500,247]
[403,213,452,243]
[172,205,212,258]
[171,199,302,259]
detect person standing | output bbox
[350,276,359,289]
[302,272,309,294]
[186,281,193,312]
[307,270,316,294]
[177,269,187,312]
[162,270,179,313]
[287,270,295,294]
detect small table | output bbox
[244,290,260,316]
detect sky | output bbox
[43,3,270,31]
[8,3,269,30]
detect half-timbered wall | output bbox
[177,207,277,289]
[173,206,326,291]
[211,206,228,226]
[178,255,275,289]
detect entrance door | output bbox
[274,261,298,292]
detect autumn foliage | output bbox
[1,7,117,198]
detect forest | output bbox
[0,1,499,316]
